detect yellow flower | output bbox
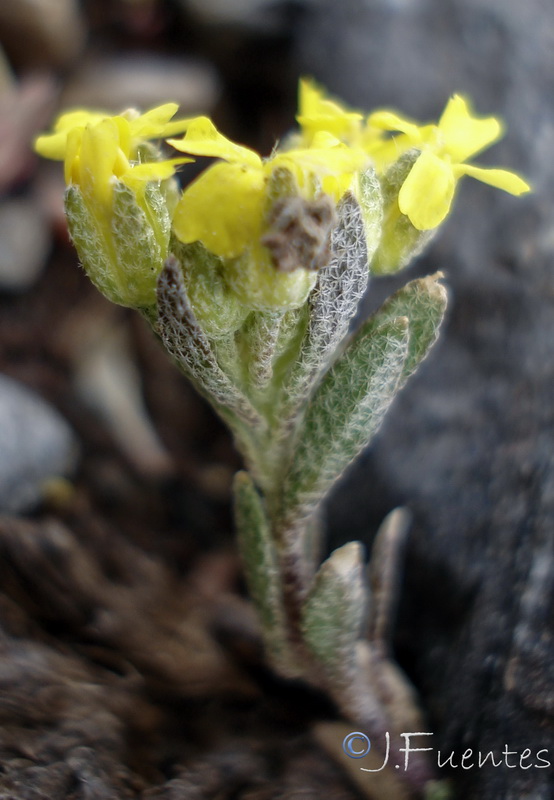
[367,94,531,230]
[35,102,192,162]
[296,78,363,145]
[168,116,367,260]
[34,104,193,309]
[35,104,192,212]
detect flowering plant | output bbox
[36,80,529,792]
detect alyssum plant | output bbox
[36,81,529,790]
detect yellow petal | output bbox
[54,109,108,132]
[112,116,132,159]
[34,110,108,159]
[367,110,422,141]
[398,150,456,230]
[35,130,71,160]
[298,78,325,117]
[64,128,83,183]
[131,103,178,131]
[273,136,366,200]
[124,157,192,183]
[79,118,121,207]
[167,117,262,168]
[455,163,531,195]
[296,79,363,143]
[439,94,502,162]
[129,103,193,138]
[129,157,194,181]
[172,161,266,257]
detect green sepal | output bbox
[65,182,170,312]
[110,181,165,308]
[371,150,437,275]
[234,471,300,677]
[171,238,250,339]
[65,185,117,302]
[301,542,368,685]
[281,316,410,525]
[239,310,285,392]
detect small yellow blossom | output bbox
[35,103,192,215]
[35,103,193,308]
[168,116,368,260]
[35,102,192,162]
[367,94,531,230]
[296,78,363,145]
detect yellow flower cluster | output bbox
[167,116,367,258]
[296,80,530,229]
[34,80,530,308]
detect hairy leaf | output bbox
[234,472,299,677]
[283,191,370,421]
[370,273,447,383]
[301,542,368,683]
[282,317,410,525]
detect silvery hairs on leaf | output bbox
[370,273,447,385]
[301,541,369,687]
[282,190,371,423]
[234,471,301,678]
[281,316,410,529]
[241,310,286,391]
[156,256,262,430]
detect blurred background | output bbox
[0,2,552,799]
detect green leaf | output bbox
[357,166,384,263]
[282,191,370,424]
[369,273,447,384]
[234,472,300,677]
[281,316,410,525]
[301,542,368,684]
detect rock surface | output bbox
[0,200,50,291]
[295,1,554,797]
[0,374,79,513]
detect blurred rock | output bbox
[0,0,85,70]
[296,1,554,798]
[0,69,57,194]
[0,374,79,514]
[182,0,308,31]
[72,317,174,479]
[0,199,50,291]
[61,55,219,115]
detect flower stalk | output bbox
[35,81,529,795]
